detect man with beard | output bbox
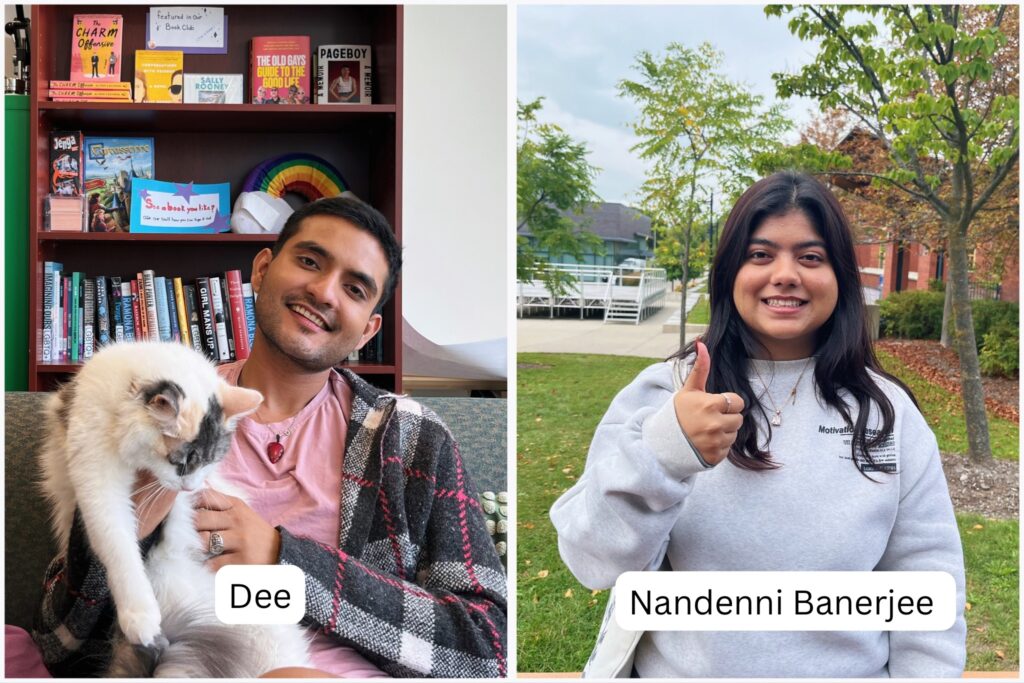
[33,198,507,678]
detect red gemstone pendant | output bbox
[267,437,285,464]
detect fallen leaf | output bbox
[535,417,543,422]
[591,589,602,596]
[523,522,535,530]
[965,602,972,611]
[973,524,984,530]
[564,589,574,598]
[973,626,986,633]
[532,595,539,603]
[562,467,572,474]
[589,599,598,606]
[537,570,549,578]
[524,559,532,566]
[996,651,1005,660]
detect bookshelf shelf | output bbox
[28,4,404,392]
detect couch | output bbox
[4,391,507,631]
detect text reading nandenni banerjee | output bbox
[614,572,956,631]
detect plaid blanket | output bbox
[32,370,507,677]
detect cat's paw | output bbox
[118,608,163,647]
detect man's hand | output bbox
[194,489,281,571]
[673,341,745,466]
[132,471,178,540]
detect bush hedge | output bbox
[879,290,1019,377]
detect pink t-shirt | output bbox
[217,361,388,678]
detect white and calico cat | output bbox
[39,341,312,677]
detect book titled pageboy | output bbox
[315,44,372,105]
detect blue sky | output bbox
[518,5,824,205]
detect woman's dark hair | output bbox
[673,170,916,473]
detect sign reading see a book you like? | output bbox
[147,7,226,54]
[130,179,231,233]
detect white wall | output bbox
[402,5,507,346]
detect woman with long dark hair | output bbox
[551,171,966,677]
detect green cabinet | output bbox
[6,94,29,390]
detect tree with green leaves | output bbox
[619,42,790,343]
[766,5,1019,464]
[517,98,604,297]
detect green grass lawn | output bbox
[688,295,710,324]
[517,352,1019,673]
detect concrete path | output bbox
[517,289,706,359]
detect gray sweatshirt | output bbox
[550,357,966,678]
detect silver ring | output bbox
[721,394,732,413]
[209,531,225,556]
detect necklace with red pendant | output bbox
[264,415,298,464]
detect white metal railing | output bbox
[517,263,669,324]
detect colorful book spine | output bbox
[131,277,145,341]
[70,272,81,363]
[218,276,234,360]
[82,277,95,359]
[173,277,190,348]
[96,275,111,347]
[42,262,63,362]
[62,276,71,362]
[121,281,136,342]
[165,277,180,343]
[195,277,218,361]
[242,282,257,350]
[208,276,231,362]
[225,270,251,360]
[154,276,171,342]
[183,284,203,354]
[111,276,124,343]
[141,270,159,342]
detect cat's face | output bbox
[135,379,262,492]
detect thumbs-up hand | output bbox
[672,341,745,466]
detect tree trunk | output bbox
[946,222,992,464]
[940,284,953,348]
[679,224,692,349]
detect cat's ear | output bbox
[131,379,184,431]
[220,384,263,421]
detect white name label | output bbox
[214,565,305,624]
[615,571,956,631]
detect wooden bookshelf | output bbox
[27,4,403,392]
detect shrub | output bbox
[979,322,1019,378]
[971,300,1018,351]
[879,290,944,339]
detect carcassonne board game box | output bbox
[83,137,155,232]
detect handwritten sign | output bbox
[146,7,226,54]
[130,179,231,233]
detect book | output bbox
[183,74,244,104]
[121,281,136,342]
[154,275,171,342]
[219,276,236,360]
[70,14,123,82]
[50,79,132,91]
[225,270,251,360]
[208,276,231,361]
[83,136,155,232]
[49,131,83,196]
[111,276,124,343]
[42,262,63,363]
[316,44,372,105]
[134,50,184,103]
[130,278,144,341]
[70,272,81,363]
[82,277,95,359]
[62,276,71,361]
[242,282,257,350]
[165,277,181,343]
[141,270,160,342]
[96,275,111,348]
[195,277,219,360]
[183,284,204,355]
[250,36,310,104]
[173,277,191,348]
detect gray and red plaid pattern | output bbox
[32,370,507,678]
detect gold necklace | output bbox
[751,358,814,427]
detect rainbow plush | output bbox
[240,153,351,201]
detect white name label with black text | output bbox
[615,571,956,631]
[215,565,305,624]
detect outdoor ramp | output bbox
[517,263,669,325]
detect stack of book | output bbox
[48,79,132,102]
